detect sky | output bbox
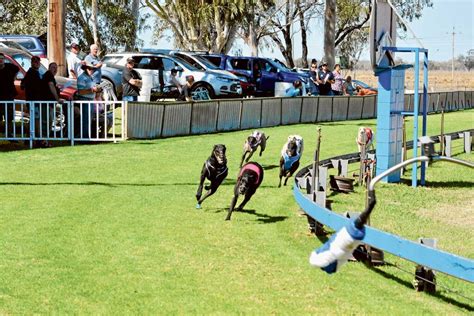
[141,0,473,62]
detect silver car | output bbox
[102,52,242,99]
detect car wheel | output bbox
[101,78,118,101]
[192,83,215,100]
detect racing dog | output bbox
[226,162,264,221]
[356,127,374,152]
[239,130,269,167]
[196,144,228,209]
[279,135,304,187]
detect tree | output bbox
[66,0,148,54]
[462,50,474,72]
[266,0,321,68]
[239,0,275,56]
[0,0,47,35]
[323,0,336,68]
[145,0,245,53]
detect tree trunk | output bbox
[324,0,336,69]
[298,1,308,68]
[125,0,140,50]
[91,0,99,45]
[248,21,259,56]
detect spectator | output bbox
[121,57,142,102]
[343,75,355,96]
[43,62,63,102]
[77,64,104,138]
[169,68,183,93]
[317,61,334,96]
[252,62,261,89]
[331,64,344,95]
[21,56,43,101]
[309,59,319,96]
[0,52,19,136]
[84,44,103,84]
[285,80,303,97]
[67,43,83,79]
[181,75,195,101]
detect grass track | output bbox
[0,110,473,314]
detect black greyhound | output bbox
[279,135,304,188]
[226,162,264,221]
[196,144,228,208]
[239,130,269,167]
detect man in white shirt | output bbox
[67,43,83,79]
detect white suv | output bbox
[102,53,242,99]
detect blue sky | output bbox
[142,0,473,62]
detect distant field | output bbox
[349,70,474,92]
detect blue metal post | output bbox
[412,49,420,187]
[420,51,429,185]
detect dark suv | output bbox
[199,54,309,96]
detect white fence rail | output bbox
[0,101,125,148]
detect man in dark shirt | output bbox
[0,52,20,135]
[21,56,43,101]
[317,61,335,96]
[121,57,142,102]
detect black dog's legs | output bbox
[278,157,285,188]
[236,192,252,210]
[196,163,207,202]
[226,195,239,220]
[240,151,248,167]
[198,175,225,205]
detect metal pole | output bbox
[421,51,429,185]
[311,127,322,199]
[412,49,420,187]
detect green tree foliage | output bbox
[145,0,246,53]
[0,0,147,55]
[0,0,47,35]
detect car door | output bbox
[162,56,184,85]
[257,59,279,93]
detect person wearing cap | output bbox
[168,68,182,94]
[317,61,335,96]
[84,44,103,84]
[121,57,142,102]
[67,43,83,79]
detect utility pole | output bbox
[451,27,455,90]
[47,0,66,76]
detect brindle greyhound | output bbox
[279,135,304,187]
[240,130,269,167]
[196,144,228,208]
[226,162,264,221]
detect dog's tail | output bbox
[265,136,270,141]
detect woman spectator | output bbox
[331,64,344,95]
[309,59,319,96]
[343,75,355,96]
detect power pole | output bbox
[47,0,66,76]
[451,27,455,90]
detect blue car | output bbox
[198,54,309,96]
[0,34,47,59]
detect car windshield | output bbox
[194,55,219,70]
[12,53,47,75]
[171,56,199,71]
[268,59,291,72]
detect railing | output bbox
[0,101,125,148]
[127,90,473,139]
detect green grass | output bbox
[0,110,473,314]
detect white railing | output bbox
[0,100,125,148]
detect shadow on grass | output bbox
[0,181,197,187]
[263,164,280,171]
[321,122,376,127]
[239,209,289,223]
[368,264,474,312]
[398,178,473,189]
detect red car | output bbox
[1,47,77,100]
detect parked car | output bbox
[0,35,47,58]
[198,53,310,96]
[170,51,255,97]
[352,79,377,92]
[0,47,76,101]
[102,52,242,99]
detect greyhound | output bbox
[226,162,264,221]
[279,135,304,187]
[356,127,374,152]
[239,130,269,167]
[196,144,228,209]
